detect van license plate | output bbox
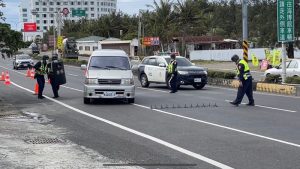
[104,92,116,97]
[194,78,202,82]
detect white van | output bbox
[81,49,135,104]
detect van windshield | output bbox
[89,56,130,70]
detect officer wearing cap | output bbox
[47,55,60,98]
[167,53,178,93]
[34,55,49,99]
[230,54,255,106]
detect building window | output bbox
[43,26,48,31]
[43,14,47,18]
[84,2,88,5]
[22,8,27,12]
[36,14,40,18]
[36,20,40,24]
[43,20,47,24]
[50,20,54,24]
[50,2,54,5]
[49,8,54,12]
[35,2,39,5]
[63,2,68,5]
[71,2,74,5]
[91,8,94,11]
[84,8,88,11]
[85,46,90,51]
[23,14,27,17]
[36,8,39,11]
[23,19,28,22]
[43,2,46,5]
[57,2,60,5]
[97,2,99,6]
[91,2,94,5]
[50,14,54,18]
[91,14,94,17]
[43,8,47,12]
[78,2,81,5]
[37,26,40,30]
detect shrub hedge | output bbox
[264,74,281,83]
[207,70,236,79]
[285,76,300,84]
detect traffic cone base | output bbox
[34,83,39,95]
[4,72,11,86]
[26,68,31,77]
[0,72,5,81]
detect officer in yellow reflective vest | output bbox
[230,55,255,106]
[34,55,48,99]
[167,53,178,93]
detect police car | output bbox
[138,55,207,89]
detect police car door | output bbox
[156,57,167,82]
[286,60,299,76]
[145,58,157,82]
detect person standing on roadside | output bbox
[167,53,178,93]
[34,55,48,99]
[47,55,60,98]
[230,54,255,106]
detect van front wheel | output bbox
[84,97,90,104]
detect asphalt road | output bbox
[0,58,300,169]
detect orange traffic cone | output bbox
[4,72,11,86]
[30,69,35,79]
[26,68,31,77]
[34,83,39,95]
[0,72,5,81]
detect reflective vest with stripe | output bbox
[237,59,251,80]
[167,60,176,74]
[36,63,47,75]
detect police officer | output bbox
[34,55,48,99]
[230,55,255,106]
[47,55,60,98]
[167,53,178,93]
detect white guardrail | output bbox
[190,48,300,61]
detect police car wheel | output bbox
[84,97,90,104]
[128,98,135,104]
[140,74,150,87]
[193,83,205,90]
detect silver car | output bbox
[264,59,300,77]
[13,54,34,70]
[81,49,135,104]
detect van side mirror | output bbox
[81,64,87,70]
[159,63,166,67]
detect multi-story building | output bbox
[19,0,117,33]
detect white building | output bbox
[19,0,117,40]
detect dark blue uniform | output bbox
[168,59,178,93]
[231,59,254,106]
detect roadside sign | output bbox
[277,0,294,42]
[48,35,54,47]
[57,36,64,50]
[143,37,160,46]
[72,9,86,17]
[23,23,37,32]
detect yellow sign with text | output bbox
[57,36,64,50]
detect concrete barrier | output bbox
[208,78,299,96]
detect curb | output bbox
[208,78,300,96]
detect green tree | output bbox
[0,0,5,21]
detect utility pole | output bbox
[138,10,142,56]
[242,0,249,62]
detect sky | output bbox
[0,0,154,30]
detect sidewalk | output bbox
[0,88,142,169]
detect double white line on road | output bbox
[10,81,233,169]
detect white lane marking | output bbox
[137,87,169,93]
[61,85,83,92]
[67,73,79,77]
[53,84,300,148]
[10,81,233,169]
[133,104,300,148]
[225,100,297,113]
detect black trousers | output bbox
[36,75,45,97]
[168,74,178,92]
[235,77,254,104]
[50,78,60,97]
